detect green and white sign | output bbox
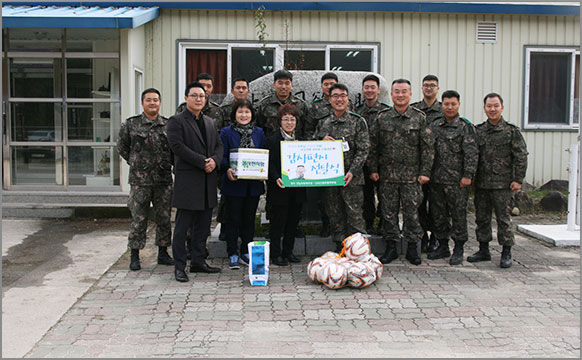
[230,148,269,180]
[280,140,345,187]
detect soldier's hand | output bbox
[227,168,238,181]
[276,178,285,189]
[204,158,216,173]
[370,173,380,182]
[418,175,430,185]
[344,172,354,187]
[323,135,335,141]
[460,177,472,188]
[510,181,522,191]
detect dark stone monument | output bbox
[539,191,568,212]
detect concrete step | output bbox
[2,191,129,205]
[2,207,75,219]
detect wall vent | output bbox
[476,22,498,43]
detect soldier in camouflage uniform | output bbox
[411,75,443,254]
[313,84,370,251]
[256,69,309,137]
[214,78,251,131]
[118,88,174,271]
[368,79,434,266]
[427,90,478,265]
[304,73,338,237]
[355,74,391,235]
[468,93,528,268]
[175,73,220,118]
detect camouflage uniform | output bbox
[175,100,220,119]
[118,113,173,250]
[355,100,392,228]
[411,99,443,235]
[256,93,309,137]
[429,115,478,245]
[474,117,528,247]
[367,106,434,246]
[304,97,332,140]
[313,111,370,244]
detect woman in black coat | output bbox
[266,104,307,266]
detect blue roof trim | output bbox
[2,2,579,16]
[2,5,159,28]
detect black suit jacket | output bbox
[167,110,223,210]
[266,132,307,206]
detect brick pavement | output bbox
[27,214,580,358]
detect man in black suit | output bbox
[167,82,224,282]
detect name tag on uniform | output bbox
[341,137,350,152]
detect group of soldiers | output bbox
[118,69,528,274]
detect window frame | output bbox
[523,45,579,131]
[176,40,379,108]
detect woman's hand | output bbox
[227,168,237,181]
[276,178,285,188]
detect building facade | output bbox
[2,2,580,198]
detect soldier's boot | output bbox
[428,232,439,253]
[467,242,491,263]
[157,246,174,266]
[380,241,399,264]
[427,239,450,260]
[405,241,422,266]
[449,242,464,265]
[500,246,512,268]
[319,217,330,238]
[420,232,429,253]
[129,249,141,271]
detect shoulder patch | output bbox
[349,112,362,118]
[460,117,471,125]
[380,102,391,108]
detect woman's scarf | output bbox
[233,122,255,148]
[280,127,296,141]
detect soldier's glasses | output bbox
[330,94,349,100]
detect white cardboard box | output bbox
[229,148,269,180]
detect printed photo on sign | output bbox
[281,140,345,187]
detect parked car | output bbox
[23,130,56,163]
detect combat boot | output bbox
[420,232,429,253]
[405,241,421,266]
[500,245,512,268]
[380,241,399,264]
[130,249,141,271]
[467,242,491,262]
[449,242,464,265]
[428,232,439,253]
[157,246,174,265]
[427,239,450,260]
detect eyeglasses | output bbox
[422,84,438,88]
[281,117,296,123]
[188,94,206,100]
[330,94,349,100]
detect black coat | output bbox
[266,132,307,206]
[167,110,223,210]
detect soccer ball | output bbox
[343,233,371,261]
[307,257,330,283]
[317,261,348,289]
[359,254,383,279]
[347,262,377,288]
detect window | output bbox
[524,46,579,130]
[177,41,379,108]
[3,28,121,188]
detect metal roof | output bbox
[2,5,159,28]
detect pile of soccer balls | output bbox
[307,233,383,289]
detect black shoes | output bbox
[449,243,464,265]
[467,242,491,263]
[157,247,174,266]
[427,240,450,260]
[500,246,512,268]
[380,242,399,264]
[285,253,301,263]
[175,269,189,282]
[272,256,288,266]
[405,242,421,266]
[130,249,141,271]
[190,262,221,273]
